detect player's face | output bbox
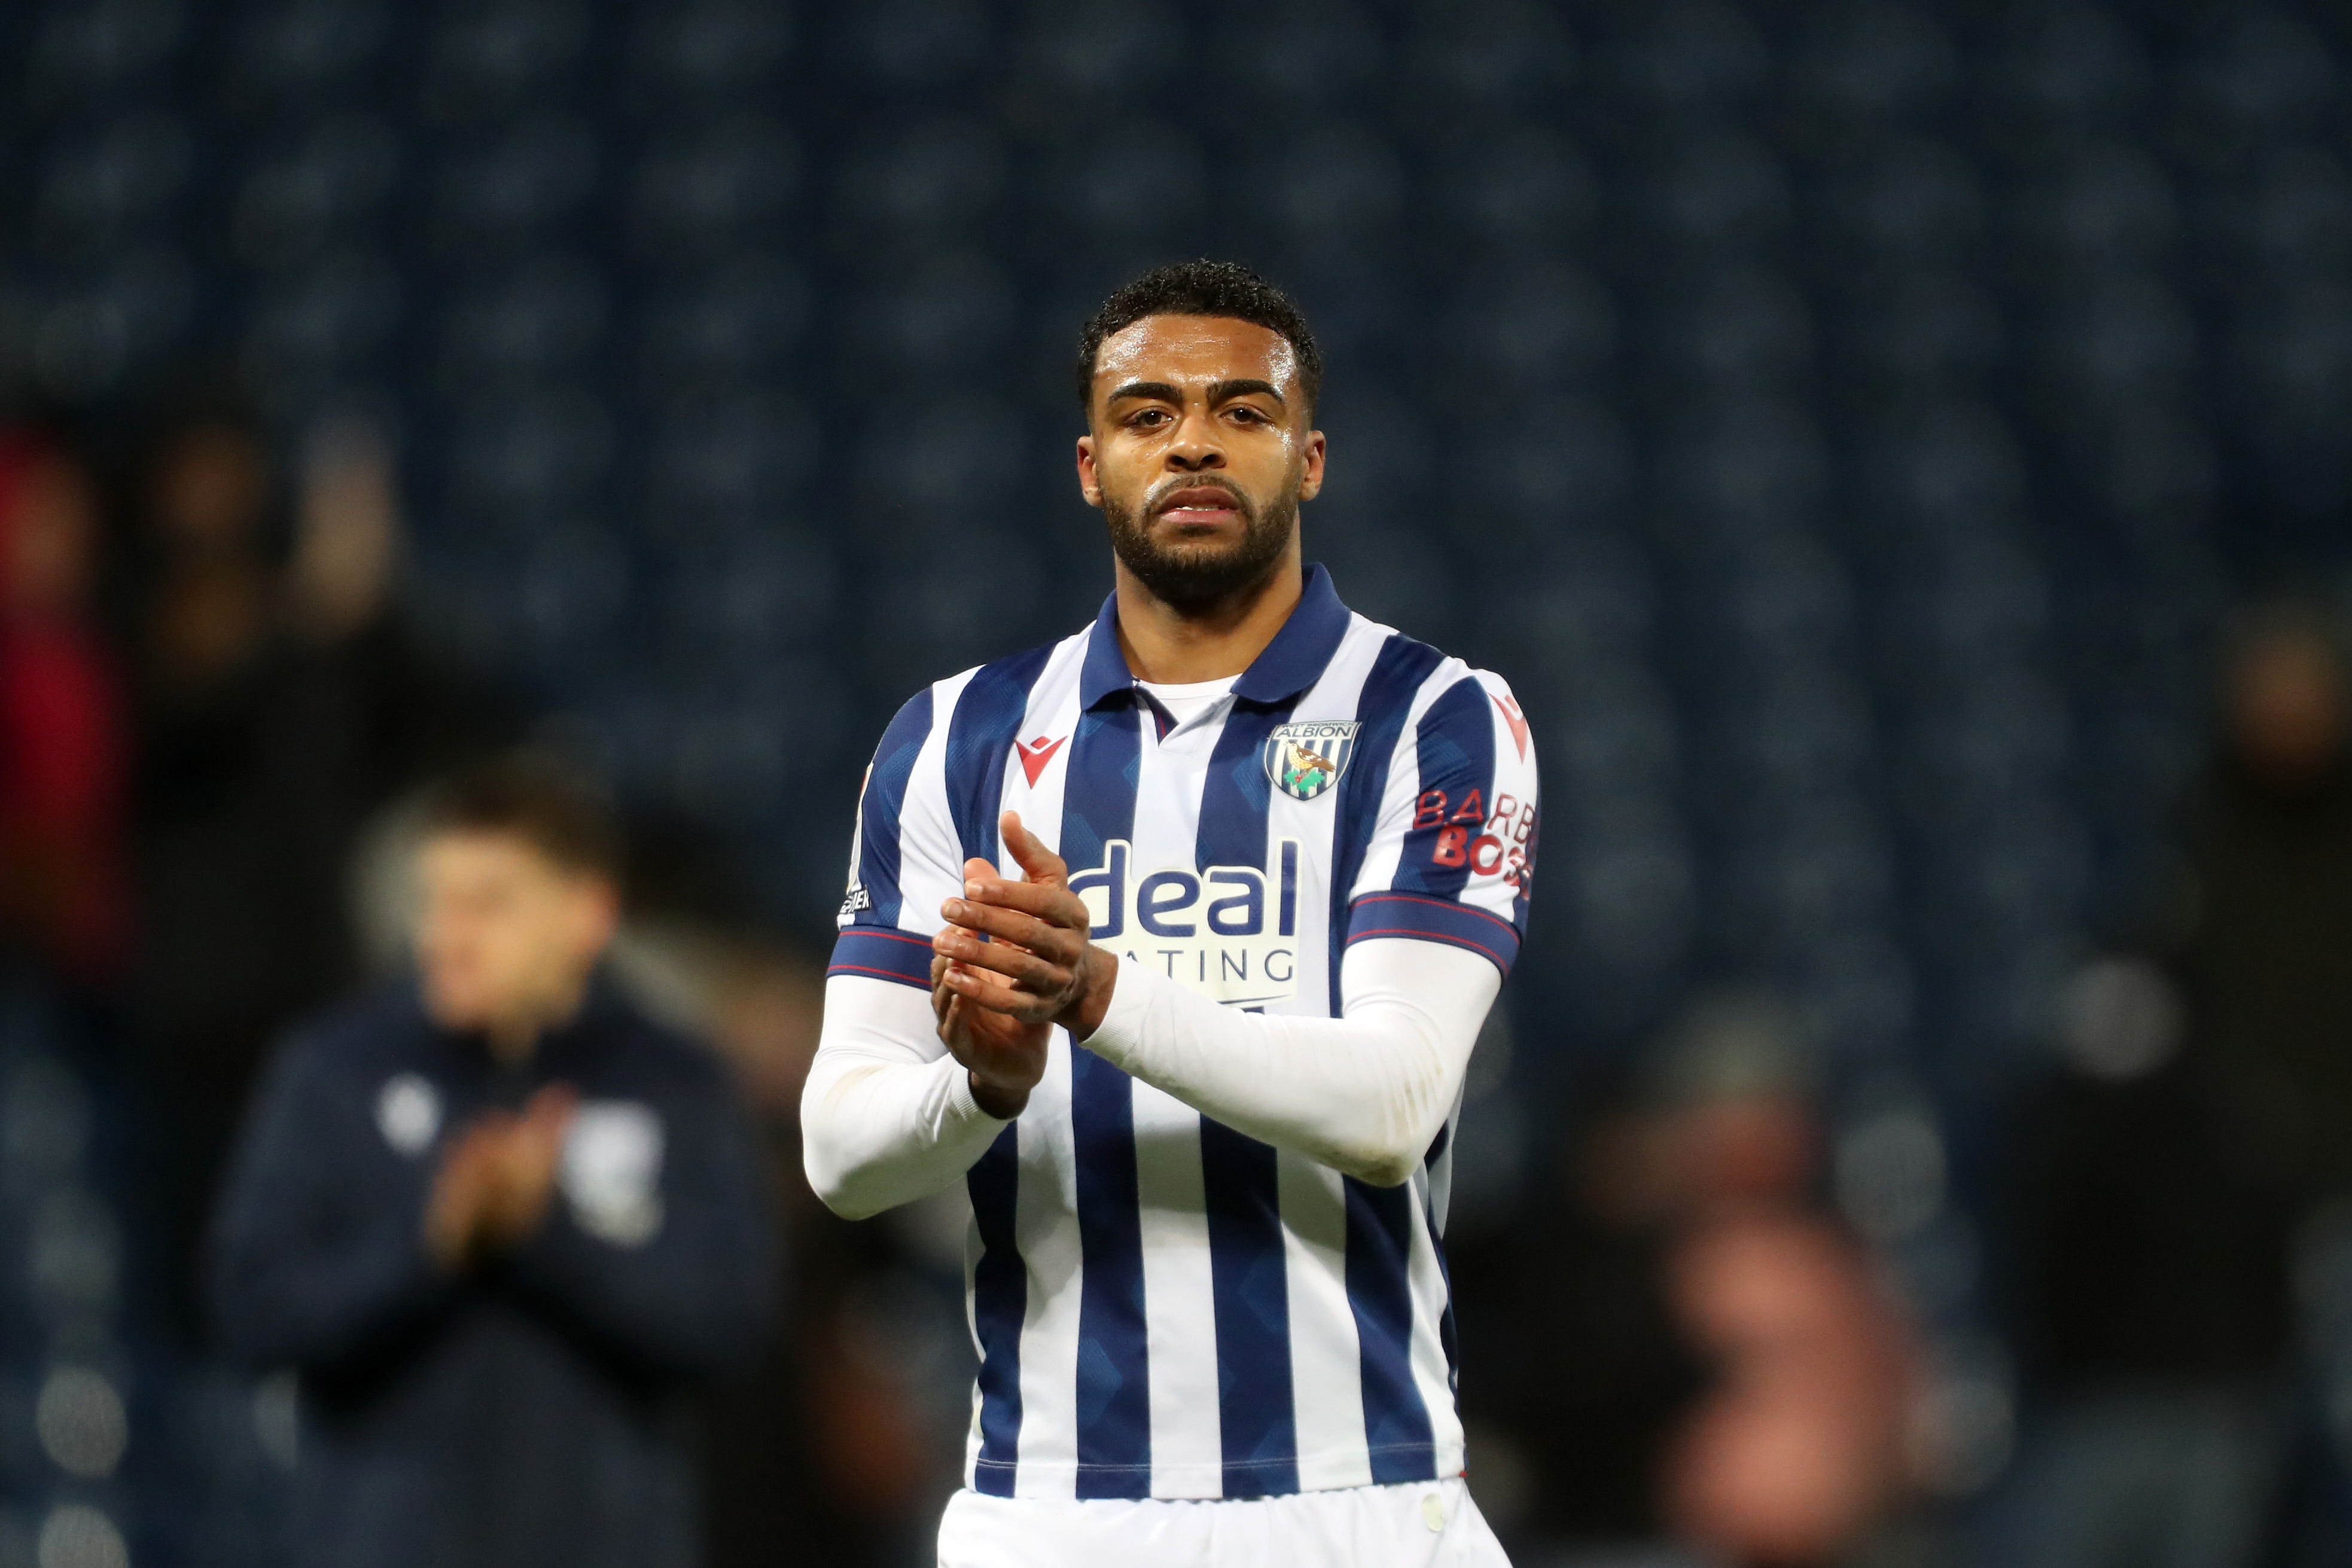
[1077,315,1326,608]
[414,832,617,1039]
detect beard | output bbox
[1103,474,1299,609]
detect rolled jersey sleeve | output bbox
[825,682,965,992]
[803,679,1016,1220]
[1345,667,1538,977]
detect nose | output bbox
[1165,408,1226,471]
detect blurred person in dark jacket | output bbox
[1455,997,1923,1568]
[0,428,130,981]
[1448,1085,1711,1561]
[1986,608,2352,1568]
[2173,605,2352,1564]
[209,755,775,1568]
[1986,955,2284,1568]
[132,399,504,1334]
[2174,606,2352,1214]
[1644,1000,1923,1568]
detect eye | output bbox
[1127,408,1171,429]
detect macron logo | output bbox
[1016,734,1068,786]
[1492,694,1530,761]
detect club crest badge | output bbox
[1263,721,1361,802]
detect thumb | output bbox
[1000,810,1068,889]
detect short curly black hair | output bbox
[1074,260,1323,415]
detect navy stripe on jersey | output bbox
[1344,1177,1436,1481]
[1419,1122,1462,1390]
[1431,1189,1461,1392]
[852,687,933,928]
[1196,699,1299,1498]
[1394,676,1498,902]
[1199,1123,1295,1495]
[967,1127,1025,1497]
[825,926,935,986]
[1343,894,1521,973]
[946,645,1055,863]
[1327,635,1445,1013]
[1061,700,1151,1496]
[1061,703,1141,875]
[1070,1048,1150,1494]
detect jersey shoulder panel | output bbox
[831,633,1085,987]
[830,667,977,985]
[1342,640,1538,975]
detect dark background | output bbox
[3,2,2350,1565]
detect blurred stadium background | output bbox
[1,1,2350,1565]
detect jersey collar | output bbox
[1078,562,1354,710]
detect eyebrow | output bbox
[1102,378,1287,407]
[1209,377,1285,407]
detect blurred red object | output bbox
[0,431,130,978]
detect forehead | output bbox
[1093,315,1299,398]
[419,830,559,880]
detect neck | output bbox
[1113,549,1303,685]
[480,972,592,1066]
[485,1021,538,1066]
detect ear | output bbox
[1075,432,1103,510]
[1297,428,1327,503]
[572,874,622,957]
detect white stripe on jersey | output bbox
[1011,1039,1081,1497]
[1278,1152,1372,1493]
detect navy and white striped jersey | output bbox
[828,565,1538,1502]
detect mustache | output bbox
[1144,475,1252,516]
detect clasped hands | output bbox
[931,810,1119,1119]
[423,1084,578,1271]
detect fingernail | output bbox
[965,880,983,896]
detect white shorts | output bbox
[936,1478,1512,1568]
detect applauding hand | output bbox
[422,1084,579,1269]
[930,810,1117,1118]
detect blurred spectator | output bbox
[1985,955,2284,1568]
[2174,608,2352,1215]
[1451,1088,1713,1561]
[209,755,775,1568]
[1649,999,1923,1568]
[133,399,279,703]
[2175,605,2352,1564]
[1456,997,1923,1568]
[0,428,130,980]
[1986,608,2352,1568]
[129,398,505,1334]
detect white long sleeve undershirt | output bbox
[801,937,1500,1221]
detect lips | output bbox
[1154,484,1243,526]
